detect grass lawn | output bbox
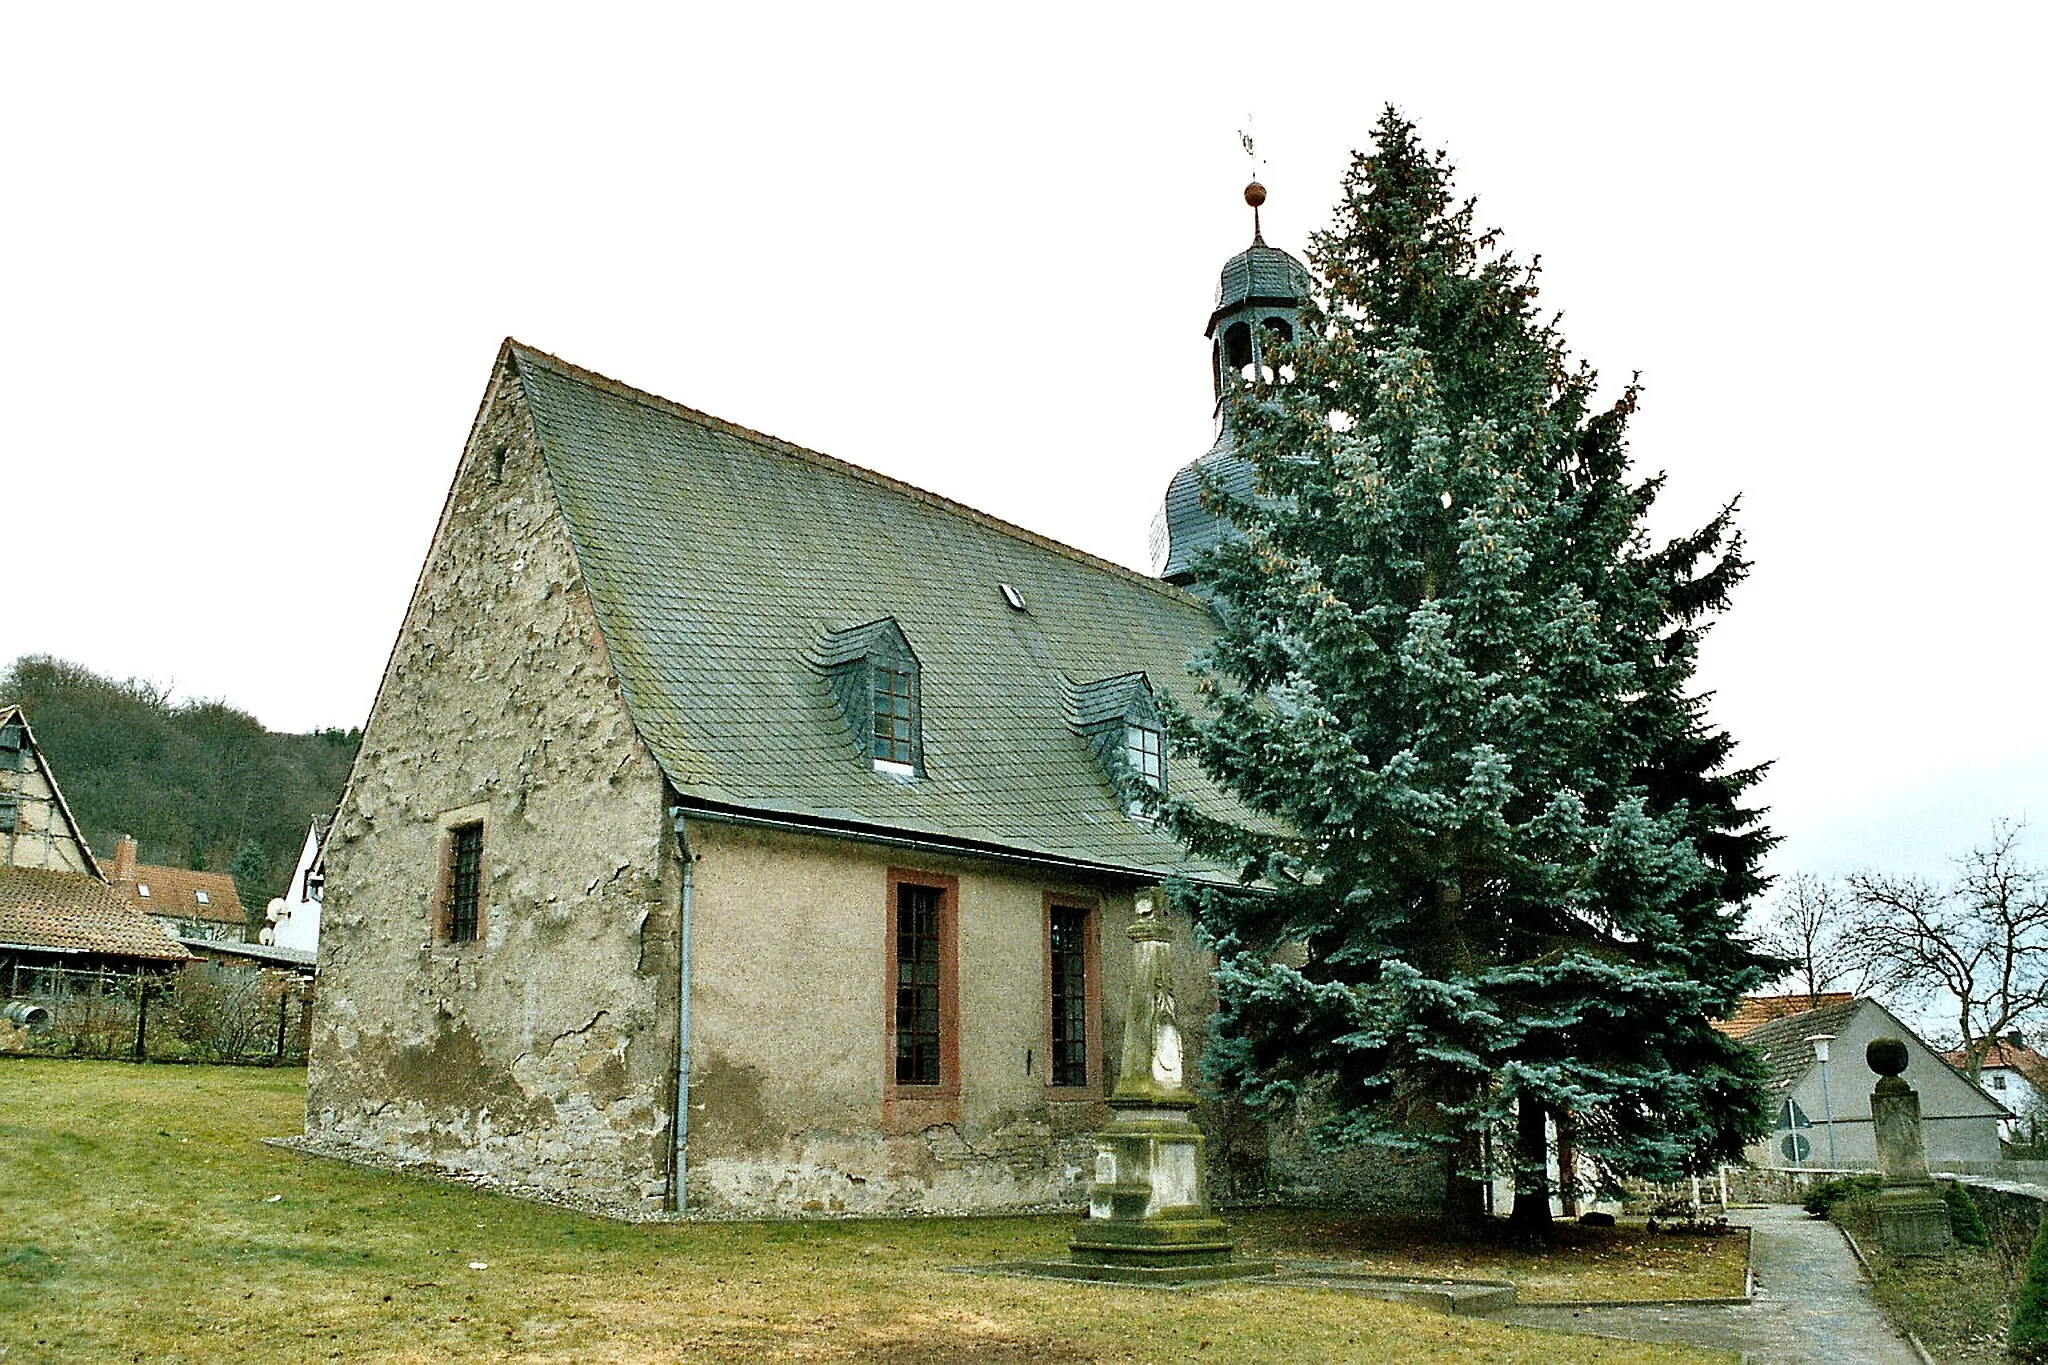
[1,1060,1733,1363]
[1831,1193,2016,1364]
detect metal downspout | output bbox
[671,810,695,1212]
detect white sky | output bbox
[4,3,2042,887]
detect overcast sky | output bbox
[4,3,2042,889]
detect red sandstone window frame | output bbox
[883,868,959,1129]
[1043,892,1104,1101]
[430,804,490,948]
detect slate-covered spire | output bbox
[1149,183,1311,584]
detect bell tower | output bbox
[1149,183,1312,584]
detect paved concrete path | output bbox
[1499,1205,1922,1364]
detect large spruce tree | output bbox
[1162,111,1775,1230]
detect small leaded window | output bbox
[0,791,16,833]
[450,824,483,943]
[895,882,942,1085]
[873,666,917,766]
[1124,724,1164,789]
[1049,905,1089,1087]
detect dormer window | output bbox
[873,665,916,768]
[1066,672,1167,819]
[812,617,924,778]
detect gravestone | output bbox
[1866,1036,1953,1257]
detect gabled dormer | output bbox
[811,618,924,778]
[1065,672,1165,816]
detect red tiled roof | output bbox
[109,863,246,928]
[0,865,190,961]
[1947,1041,2048,1086]
[1717,991,1857,1040]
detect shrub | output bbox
[2010,1207,2048,1359]
[1946,1181,1990,1248]
[167,963,269,1062]
[1804,1174,1883,1217]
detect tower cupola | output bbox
[1150,183,1311,583]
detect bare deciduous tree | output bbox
[1848,821,2048,1080]
[1754,872,1879,1003]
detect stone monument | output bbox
[1063,891,1267,1283]
[1866,1036,1953,1257]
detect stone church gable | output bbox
[308,354,684,1214]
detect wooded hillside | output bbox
[0,655,358,925]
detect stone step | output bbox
[1258,1267,1518,1316]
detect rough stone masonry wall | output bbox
[307,362,683,1217]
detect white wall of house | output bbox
[262,823,321,953]
[1981,1064,2043,1141]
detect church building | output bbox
[307,195,1429,1218]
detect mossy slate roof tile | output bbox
[509,343,1245,884]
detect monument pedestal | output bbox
[1866,1037,1955,1258]
[1069,1101,1237,1271]
[1875,1183,1953,1258]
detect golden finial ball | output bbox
[1244,181,1267,209]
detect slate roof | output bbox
[1156,426,1273,582]
[1210,239,1313,332]
[1740,996,1861,1095]
[1718,991,1857,1040]
[510,343,1249,884]
[0,866,190,961]
[110,863,246,928]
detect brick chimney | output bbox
[112,836,137,883]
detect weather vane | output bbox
[1238,118,1267,241]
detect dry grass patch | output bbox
[1232,1209,1749,1303]
[0,1060,1729,1363]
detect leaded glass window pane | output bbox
[873,667,917,765]
[1123,724,1163,788]
[450,824,483,943]
[1049,906,1088,1087]
[895,882,942,1084]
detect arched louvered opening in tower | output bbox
[1223,321,1253,380]
[1262,316,1294,382]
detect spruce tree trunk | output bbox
[1509,1100,1553,1232]
[1425,875,1488,1234]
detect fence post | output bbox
[275,982,289,1061]
[133,975,148,1061]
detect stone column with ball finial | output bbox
[1866,1036,1954,1257]
[1065,889,1261,1281]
